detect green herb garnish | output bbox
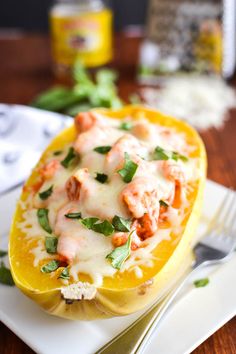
[153,146,169,160]
[153,146,188,162]
[81,218,114,236]
[172,151,188,162]
[194,278,209,288]
[45,236,58,254]
[92,220,114,236]
[119,121,133,131]
[31,61,123,115]
[61,147,77,168]
[0,262,14,286]
[65,212,82,219]
[81,217,99,229]
[118,152,138,183]
[0,250,8,258]
[106,232,133,270]
[53,150,63,156]
[41,260,60,273]
[94,146,112,154]
[95,173,108,184]
[58,267,70,280]
[159,200,169,208]
[39,185,53,200]
[112,215,131,232]
[37,208,52,234]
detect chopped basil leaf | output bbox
[61,147,77,168]
[65,212,82,219]
[194,278,209,288]
[39,185,53,200]
[95,173,108,184]
[37,208,52,234]
[81,217,114,236]
[41,260,60,273]
[118,152,138,183]
[94,146,111,154]
[159,200,169,208]
[45,236,58,254]
[92,220,114,236]
[81,217,99,229]
[53,150,63,156]
[153,146,188,162]
[119,121,133,131]
[112,215,131,232]
[153,146,169,161]
[0,262,14,286]
[106,231,133,270]
[0,250,8,258]
[172,151,188,162]
[58,267,70,280]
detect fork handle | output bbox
[96,266,199,354]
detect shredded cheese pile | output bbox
[141,76,236,130]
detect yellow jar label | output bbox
[50,9,112,69]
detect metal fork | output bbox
[96,189,236,354]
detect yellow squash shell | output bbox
[9,106,207,320]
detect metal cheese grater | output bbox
[138,0,236,83]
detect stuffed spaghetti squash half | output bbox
[9,106,206,320]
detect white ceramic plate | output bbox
[0,180,236,354]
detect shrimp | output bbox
[39,160,60,180]
[161,160,185,184]
[74,112,98,133]
[121,177,160,238]
[74,126,111,155]
[55,202,82,262]
[104,134,145,174]
[57,235,80,263]
[112,232,141,251]
[65,168,89,201]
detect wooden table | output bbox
[0,33,235,354]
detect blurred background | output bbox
[0,0,147,32]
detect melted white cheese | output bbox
[18,114,199,287]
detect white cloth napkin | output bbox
[0,104,73,194]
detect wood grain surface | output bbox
[0,32,235,354]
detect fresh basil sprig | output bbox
[37,208,52,234]
[118,152,138,183]
[194,278,209,288]
[0,262,14,286]
[45,236,58,254]
[94,146,111,154]
[41,260,60,273]
[106,231,133,270]
[112,215,131,232]
[61,147,77,168]
[81,217,114,236]
[58,267,70,280]
[39,185,53,200]
[153,146,188,162]
[95,173,108,184]
[0,250,8,258]
[65,212,82,219]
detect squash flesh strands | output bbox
[9,106,206,320]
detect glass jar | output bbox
[50,0,113,77]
